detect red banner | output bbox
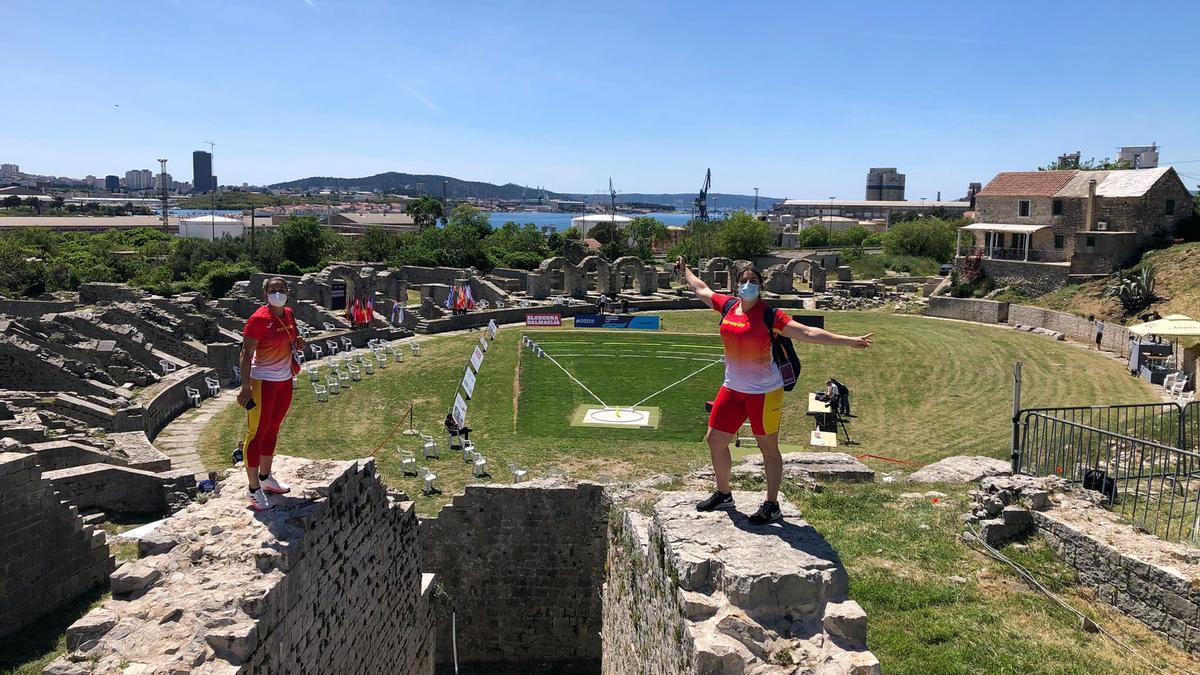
[525,312,562,327]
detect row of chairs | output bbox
[402,434,528,494]
[305,340,422,401]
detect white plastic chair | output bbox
[293,349,306,365]
[305,363,320,380]
[312,382,328,402]
[495,300,506,309]
[311,344,323,359]
[159,359,177,376]
[472,451,488,478]
[185,386,201,407]
[460,438,476,462]
[508,461,528,483]
[336,367,351,388]
[348,364,362,381]
[326,375,340,394]
[362,359,374,375]
[400,450,417,476]
[392,346,405,363]
[420,433,439,459]
[1165,372,1180,390]
[204,377,221,398]
[374,349,388,369]
[478,299,490,310]
[326,340,339,356]
[341,337,353,352]
[298,324,311,339]
[1176,390,1195,404]
[322,322,337,331]
[520,299,532,308]
[420,466,439,495]
[411,342,421,357]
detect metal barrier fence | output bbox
[1017,404,1200,544]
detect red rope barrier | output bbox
[855,453,924,467]
[370,402,415,457]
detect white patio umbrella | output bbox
[1129,314,1200,370]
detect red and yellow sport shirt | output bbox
[242,305,297,382]
[712,293,791,394]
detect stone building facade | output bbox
[961,167,1193,287]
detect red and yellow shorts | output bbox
[708,386,784,436]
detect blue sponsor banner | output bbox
[574,314,661,330]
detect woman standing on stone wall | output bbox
[673,257,872,524]
[237,277,304,512]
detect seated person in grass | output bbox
[444,411,472,448]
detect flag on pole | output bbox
[464,284,475,310]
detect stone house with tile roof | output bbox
[957,167,1192,288]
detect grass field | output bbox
[199,309,1156,511]
[180,309,1196,672]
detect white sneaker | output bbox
[260,475,291,495]
[247,488,272,512]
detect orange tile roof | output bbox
[976,170,1078,197]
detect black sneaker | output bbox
[748,500,782,524]
[696,491,735,512]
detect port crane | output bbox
[693,168,711,222]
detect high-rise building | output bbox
[0,163,19,179]
[865,168,906,201]
[155,172,174,191]
[1118,144,1159,169]
[105,175,120,192]
[192,151,214,193]
[125,169,154,191]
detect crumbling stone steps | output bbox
[152,388,237,477]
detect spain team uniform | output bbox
[241,305,298,468]
[708,293,790,436]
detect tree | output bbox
[2,196,21,208]
[405,195,445,230]
[1038,156,1131,171]
[718,210,772,260]
[588,220,618,245]
[0,237,49,296]
[668,219,721,263]
[51,196,65,210]
[627,216,670,260]
[562,226,582,240]
[277,216,328,268]
[881,217,961,261]
[445,204,493,239]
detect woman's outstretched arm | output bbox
[674,256,717,310]
[780,320,873,348]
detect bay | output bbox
[487,211,692,231]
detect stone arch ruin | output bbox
[610,256,655,295]
[314,264,372,312]
[578,255,614,295]
[772,257,827,293]
[528,256,584,299]
[699,257,737,292]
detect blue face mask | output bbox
[738,282,760,301]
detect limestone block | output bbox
[205,620,259,663]
[65,608,118,650]
[822,600,868,646]
[1001,506,1032,527]
[110,561,161,596]
[908,455,1011,483]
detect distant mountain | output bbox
[267,172,777,211]
[268,172,569,201]
[573,193,783,212]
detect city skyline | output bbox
[2,1,1199,198]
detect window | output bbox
[1054,234,1064,249]
[1052,199,1063,216]
[1018,200,1031,217]
[995,233,1005,248]
[1166,199,1176,216]
[1086,236,1096,248]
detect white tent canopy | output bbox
[1129,314,1200,342]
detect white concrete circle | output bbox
[586,407,648,425]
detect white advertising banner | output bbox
[452,392,468,427]
[487,319,498,340]
[469,346,484,372]
[479,335,489,352]
[461,367,477,399]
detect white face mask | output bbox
[267,292,288,307]
[738,282,760,301]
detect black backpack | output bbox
[720,297,802,391]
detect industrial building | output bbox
[865,168,905,201]
[1118,144,1160,169]
[772,198,970,223]
[324,212,418,234]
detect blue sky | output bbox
[4,1,1199,198]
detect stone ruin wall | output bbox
[420,481,610,669]
[0,451,114,639]
[49,457,434,674]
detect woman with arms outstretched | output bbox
[675,257,872,523]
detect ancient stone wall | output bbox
[1034,508,1200,652]
[979,259,1071,290]
[0,451,113,639]
[49,457,435,674]
[43,464,196,516]
[78,283,147,305]
[603,492,879,674]
[1006,304,1132,352]
[137,366,215,440]
[420,482,610,668]
[926,296,1010,323]
[0,297,77,318]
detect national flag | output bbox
[464,284,475,310]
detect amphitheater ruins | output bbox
[5,251,1193,673]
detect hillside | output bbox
[268,172,569,201]
[1011,242,1200,322]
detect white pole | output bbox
[1011,362,1023,473]
[452,611,459,674]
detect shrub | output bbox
[277,260,302,276]
[882,218,962,261]
[1102,265,1157,314]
